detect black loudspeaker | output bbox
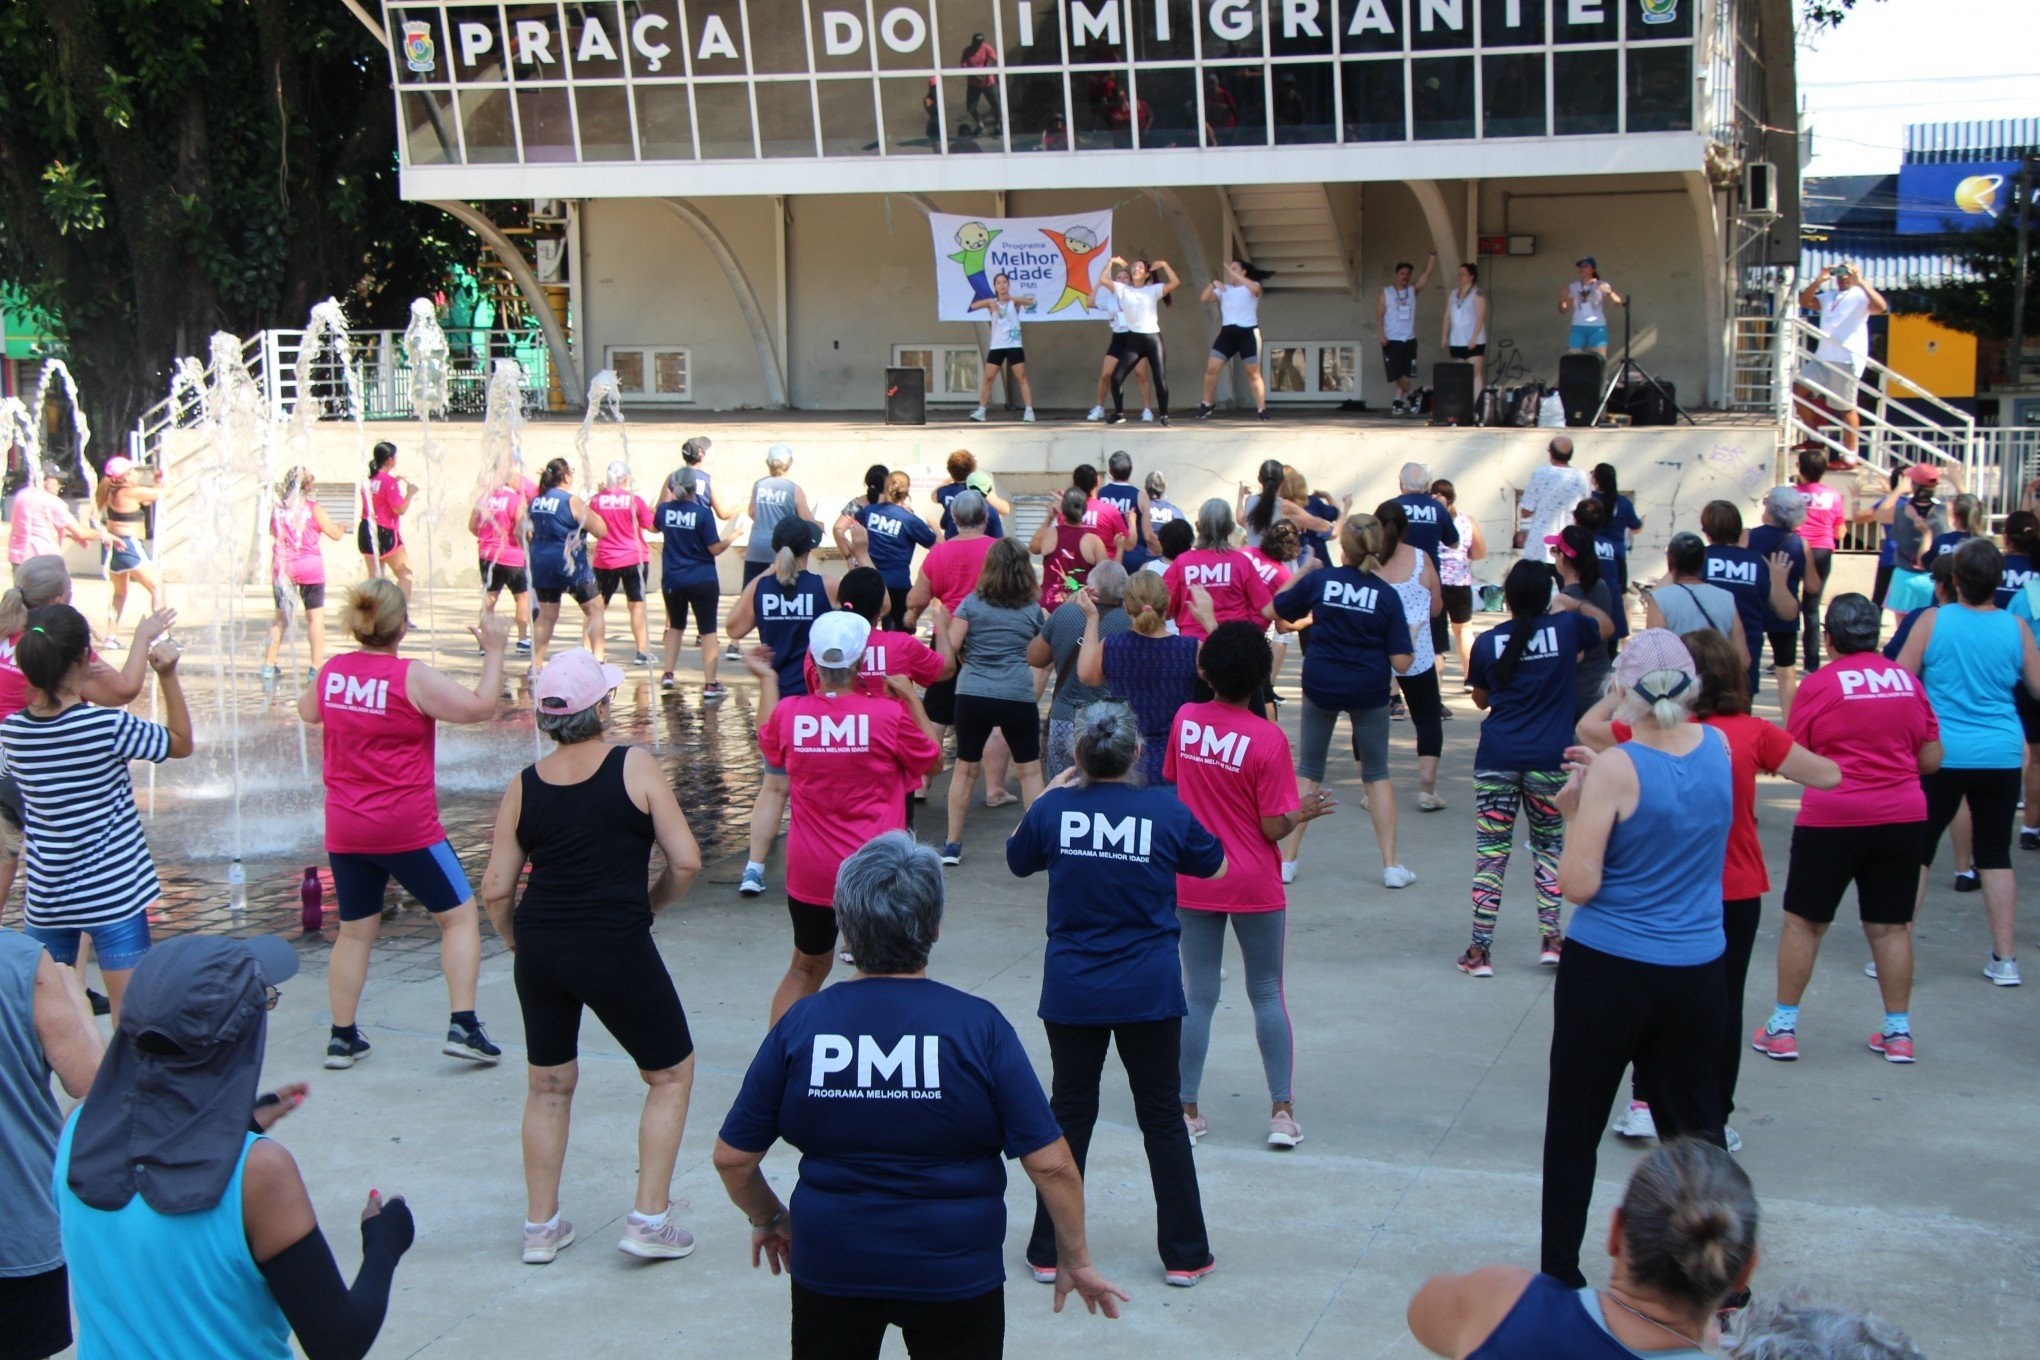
[1431,361,1475,425]
[884,366,926,425]
[1558,353,1604,427]
[1630,380,1677,426]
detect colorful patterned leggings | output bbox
[1471,768,1569,950]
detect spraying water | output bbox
[572,370,658,746]
[291,301,371,584]
[473,359,542,761]
[402,299,451,664]
[0,398,37,487]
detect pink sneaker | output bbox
[1027,1262,1057,1284]
[1184,1112,1208,1144]
[618,1214,696,1259]
[1539,937,1564,967]
[1751,1026,1799,1061]
[1165,1258,1218,1288]
[1267,1112,1304,1148]
[1456,946,1494,978]
[1868,1030,1915,1063]
[521,1216,576,1264]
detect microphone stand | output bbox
[1592,296,1694,426]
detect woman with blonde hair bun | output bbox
[1075,569,1206,787]
[299,577,513,1073]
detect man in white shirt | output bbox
[1794,262,1890,465]
[1376,250,1435,416]
[1517,436,1591,564]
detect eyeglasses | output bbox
[262,985,281,1011]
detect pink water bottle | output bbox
[299,867,324,934]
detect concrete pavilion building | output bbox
[379,0,1801,415]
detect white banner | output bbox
[928,211,1115,323]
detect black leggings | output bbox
[1396,665,1445,759]
[1026,1019,1210,1273]
[790,1282,1002,1360]
[1636,898,1760,1119]
[1112,334,1168,416]
[1802,548,1833,670]
[512,928,694,1071]
[885,583,910,633]
[1541,938,1725,1286]
[1923,766,2022,870]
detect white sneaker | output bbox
[1141,408,1155,422]
[1725,1125,1743,1153]
[1984,954,2022,987]
[1022,407,1036,423]
[1612,1101,1658,1140]
[968,406,987,422]
[1085,405,1105,422]
[1382,864,1417,889]
[1279,860,1297,885]
[1864,958,1879,979]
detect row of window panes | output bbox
[403,47,1691,163]
[390,0,1697,89]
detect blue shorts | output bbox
[328,841,473,921]
[107,535,151,574]
[1569,324,1609,350]
[27,910,152,971]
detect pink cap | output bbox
[1903,464,1941,486]
[1614,628,1697,696]
[102,456,134,479]
[533,648,625,714]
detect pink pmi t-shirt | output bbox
[1164,549,1275,639]
[590,491,652,570]
[271,502,327,585]
[1164,700,1298,913]
[367,471,408,533]
[802,628,945,702]
[1082,498,1130,558]
[759,691,942,904]
[8,487,76,565]
[0,637,107,725]
[315,652,445,855]
[1244,546,1294,597]
[1796,481,1846,552]
[1788,654,1939,827]
[922,535,997,612]
[475,485,529,568]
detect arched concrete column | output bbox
[1684,170,1726,408]
[1405,180,1464,281]
[654,198,789,408]
[1146,188,1224,400]
[429,199,583,408]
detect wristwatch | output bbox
[749,1206,787,1231]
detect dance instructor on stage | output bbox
[1195,261,1269,422]
[1559,258,1623,358]
[1096,257,1178,426]
[1376,251,1434,417]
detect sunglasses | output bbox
[262,985,281,1011]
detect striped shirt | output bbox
[2,703,170,928]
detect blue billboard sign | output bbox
[1897,160,2025,235]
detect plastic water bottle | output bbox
[227,858,247,919]
[299,867,323,934]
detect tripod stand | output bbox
[1591,297,1695,426]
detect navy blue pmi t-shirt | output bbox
[1391,492,1459,566]
[718,978,1061,1302]
[1096,481,1149,571]
[1272,567,1414,711]
[935,481,1005,541]
[1006,783,1225,1025]
[656,499,721,590]
[1467,610,1589,772]
[857,502,938,589]
[1702,544,1774,688]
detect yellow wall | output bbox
[1887,314,1976,400]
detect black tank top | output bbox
[513,745,655,937]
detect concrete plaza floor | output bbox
[208,675,2034,1359]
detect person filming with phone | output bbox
[1794,262,1889,467]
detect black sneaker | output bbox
[1106,412,1125,425]
[1954,870,1981,893]
[444,1019,503,1065]
[1194,403,1214,420]
[2021,828,2040,852]
[1256,408,1271,422]
[87,988,111,1017]
[325,1034,373,1070]
[1156,415,1171,426]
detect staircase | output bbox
[1221,185,1354,292]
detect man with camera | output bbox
[1795,262,1889,467]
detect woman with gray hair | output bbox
[1029,563,1131,780]
[714,832,1128,1357]
[1411,1138,1758,1356]
[653,468,737,697]
[1007,701,1227,1287]
[742,443,817,591]
[1030,486,1108,611]
[1163,499,1275,641]
[479,648,705,1265]
[1748,485,1822,722]
[1544,630,1733,1287]
[1729,1296,1927,1360]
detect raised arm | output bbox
[86,607,174,707]
[406,614,509,723]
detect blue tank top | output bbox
[55,1118,291,1360]
[745,476,799,565]
[1923,603,2027,769]
[1470,1273,1707,1359]
[1097,482,1148,570]
[755,569,828,695]
[527,488,589,585]
[1568,728,1732,967]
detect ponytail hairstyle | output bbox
[1489,560,1556,689]
[1144,469,1168,499]
[277,467,313,502]
[1371,499,1409,560]
[368,440,397,479]
[1557,524,1601,591]
[1260,519,1302,566]
[539,457,571,491]
[862,464,889,505]
[1070,700,1142,783]
[1059,486,1089,525]
[342,577,409,648]
[603,460,631,491]
[885,470,913,505]
[2002,509,2040,560]
[1244,458,1284,535]
[663,468,695,502]
[1592,461,1620,501]
[1339,514,1390,575]
[773,541,807,589]
[1949,492,1981,534]
[0,555,72,637]
[1618,1138,1759,1313]
[1683,628,1751,718]
[1122,570,1171,636]
[681,436,711,466]
[16,603,93,696]
[1572,496,1611,534]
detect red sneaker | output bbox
[1751,1026,1799,1061]
[1456,946,1494,978]
[1868,1030,1915,1063]
[1165,1258,1218,1288]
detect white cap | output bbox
[808,611,872,669]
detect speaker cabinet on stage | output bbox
[884,366,926,425]
[1431,361,1475,425]
[1558,353,1604,427]
[1630,380,1677,426]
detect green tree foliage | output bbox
[0,0,473,451]
[1917,205,2025,342]
[1802,0,1887,29]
